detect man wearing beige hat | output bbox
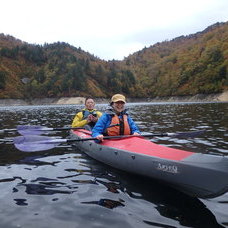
[92,94,140,141]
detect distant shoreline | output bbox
[0,91,227,106]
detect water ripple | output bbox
[0,102,227,227]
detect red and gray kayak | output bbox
[70,129,228,199]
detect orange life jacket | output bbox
[106,114,131,136]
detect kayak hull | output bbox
[70,130,228,198]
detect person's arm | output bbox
[89,111,103,123]
[72,112,88,127]
[92,114,109,138]
[127,116,141,135]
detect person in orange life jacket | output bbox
[72,97,102,130]
[92,94,140,141]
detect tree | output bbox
[0,71,6,89]
[70,64,87,91]
[34,69,46,84]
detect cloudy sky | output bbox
[1,0,228,60]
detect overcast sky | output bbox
[1,0,228,60]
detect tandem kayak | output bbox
[70,129,228,199]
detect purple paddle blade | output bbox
[13,135,66,152]
[17,125,52,135]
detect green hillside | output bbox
[0,21,228,99]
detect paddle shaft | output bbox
[0,126,80,134]
[66,133,172,143]
[39,127,83,131]
[1,124,120,136]
[64,130,205,143]
[16,125,86,136]
[12,130,205,152]
[65,130,205,142]
[0,133,170,145]
[15,124,123,135]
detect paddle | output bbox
[1,124,121,136]
[15,125,84,135]
[13,130,205,152]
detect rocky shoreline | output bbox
[0,91,227,106]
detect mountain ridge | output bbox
[0,21,228,99]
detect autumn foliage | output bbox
[0,21,228,99]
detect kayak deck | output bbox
[74,130,194,161]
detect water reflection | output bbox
[82,198,125,209]
[87,162,226,228]
[22,183,75,195]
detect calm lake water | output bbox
[0,102,227,228]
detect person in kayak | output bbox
[72,97,102,130]
[92,94,140,141]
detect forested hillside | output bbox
[123,22,228,97]
[0,21,228,99]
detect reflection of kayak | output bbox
[70,129,228,199]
